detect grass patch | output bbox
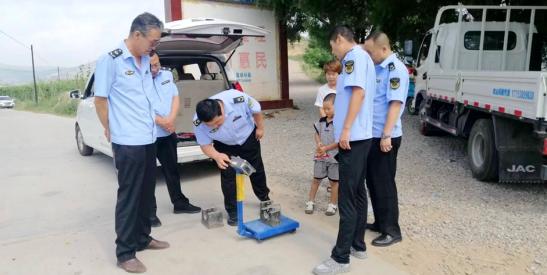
[290,54,326,84]
[288,40,330,84]
[0,77,86,117]
[288,55,304,62]
[301,61,326,84]
[14,96,79,117]
[301,37,333,84]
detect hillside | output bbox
[0,63,94,86]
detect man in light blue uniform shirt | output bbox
[94,13,168,273]
[314,26,376,275]
[193,89,270,226]
[363,31,409,247]
[148,53,201,228]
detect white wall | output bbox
[180,0,281,101]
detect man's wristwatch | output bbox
[381,133,391,140]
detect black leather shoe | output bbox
[173,201,201,214]
[371,234,402,247]
[227,214,238,226]
[150,216,162,228]
[366,223,380,233]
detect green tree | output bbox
[259,0,547,68]
[258,0,371,45]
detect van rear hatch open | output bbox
[156,18,269,145]
[158,18,270,55]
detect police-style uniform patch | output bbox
[209,128,219,133]
[390,78,400,89]
[388,62,395,71]
[125,70,135,76]
[193,119,201,126]
[109,48,122,59]
[247,99,254,109]
[233,96,245,104]
[161,79,170,85]
[345,60,354,74]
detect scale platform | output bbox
[239,215,299,240]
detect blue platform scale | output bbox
[230,157,299,241]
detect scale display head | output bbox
[229,156,256,176]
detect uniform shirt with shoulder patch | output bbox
[333,45,376,142]
[152,68,179,138]
[94,41,157,145]
[193,89,261,146]
[372,53,409,138]
[314,117,338,163]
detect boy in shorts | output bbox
[306,93,339,216]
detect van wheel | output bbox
[76,124,93,156]
[406,97,418,115]
[468,119,498,181]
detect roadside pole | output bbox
[31,44,38,104]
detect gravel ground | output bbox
[259,60,547,275]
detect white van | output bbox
[72,18,269,163]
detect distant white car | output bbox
[0,96,15,108]
[71,18,269,163]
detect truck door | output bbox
[415,31,433,108]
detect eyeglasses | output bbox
[140,31,161,47]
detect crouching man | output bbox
[192,89,271,226]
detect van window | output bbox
[207,61,221,74]
[182,64,201,80]
[203,61,224,80]
[171,69,179,81]
[464,31,517,51]
[83,74,95,98]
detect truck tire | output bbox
[418,100,435,136]
[406,97,418,115]
[75,124,93,156]
[467,119,498,181]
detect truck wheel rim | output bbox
[471,133,486,168]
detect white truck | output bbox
[414,5,547,183]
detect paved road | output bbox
[0,111,404,274]
[3,56,546,275]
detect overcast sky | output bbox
[0,0,165,68]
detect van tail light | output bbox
[543,138,547,155]
[232,81,244,92]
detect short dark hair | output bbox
[367,31,390,43]
[329,25,355,43]
[196,99,222,122]
[365,30,392,51]
[130,12,164,35]
[323,93,336,104]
